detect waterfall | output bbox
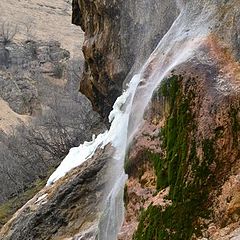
[47,74,142,240]
[47,8,206,239]
[47,74,141,187]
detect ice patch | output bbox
[47,74,141,186]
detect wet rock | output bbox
[120,1,240,239]
[1,0,240,240]
[73,0,179,118]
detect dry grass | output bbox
[0,0,84,57]
[0,98,30,133]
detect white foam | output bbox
[47,74,141,186]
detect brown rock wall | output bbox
[73,0,179,118]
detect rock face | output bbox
[73,0,178,118]
[73,0,239,239]
[0,146,114,240]
[1,0,240,240]
[121,0,240,239]
[0,40,70,115]
[124,71,240,239]
[0,0,105,226]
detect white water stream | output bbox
[47,8,206,239]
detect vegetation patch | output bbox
[0,178,46,226]
[133,75,217,239]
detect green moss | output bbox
[0,178,46,226]
[143,151,168,190]
[124,184,129,207]
[134,205,167,240]
[124,156,134,175]
[134,75,216,240]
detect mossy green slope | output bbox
[133,75,217,240]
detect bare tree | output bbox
[0,21,18,45]
[0,103,84,201]
[22,18,36,41]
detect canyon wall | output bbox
[121,0,240,239]
[74,0,240,239]
[1,0,240,240]
[73,0,179,118]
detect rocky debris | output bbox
[0,145,114,240]
[73,0,179,118]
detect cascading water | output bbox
[47,6,208,239]
[47,74,142,239]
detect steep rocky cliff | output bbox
[74,0,240,239]
[1,0,240,240]
[0,146,113,240]
[73,0,178,118]
[0,0,105,228]
[120,1,240,239]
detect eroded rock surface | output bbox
[121,1,240,239]
[0,146,114,240]
[73,0,179,118]
[1,0,240,240]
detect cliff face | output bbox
[123,71,240,239]
[0,0,105,227]
[73,0,178,118]
[121,1,240,239]
[1,0,240,240]
[0,146,113,240]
